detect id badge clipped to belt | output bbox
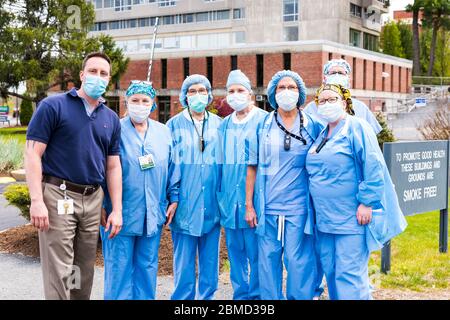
[139,154,155,170]
[57,182,74,215]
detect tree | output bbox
[375,112,396,150]
[0,0,129,103]
[434,30,450,76]
[397,22,414,60]
[380,21,405,58]
[422,0,450,76]
[19,98,33,126]
[406,0,425,76]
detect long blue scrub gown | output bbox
[167,109,223,300]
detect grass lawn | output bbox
[369,211,450,291]
[0,126,27,145]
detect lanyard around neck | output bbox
[274,109,306,150]
[188,108,208,152]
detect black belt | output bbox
[43,175,101,196]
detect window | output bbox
[231,56,238,71]
[110,21,120,29]
[363,33,379,52]
[95,0,103,9]
[183,58,190,79]
[350,3,362,18]
[127,19,136,28]
[283,0,298,22]
[283,53,291,70]
[233,8,245,19]
[115,0,132,11]
[234,31,246,44]
[163,15,175,25]
[283,26,298,41]
[163,37,179,49]
[196,12,209,22]
[158,96,171,124]
[158,0,176,7]
[104,0,114,8]
[207,57,213,86]
[161,59,167,89]
[182,13,194,23]
[256,54,264,87]
[349,28,361,47]
[138,39,151,52]
[179,36,194,49]
[139,17,150,27]
[216,10,230,20]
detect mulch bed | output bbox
[0,224,229,276]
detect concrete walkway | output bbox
[0,252,233,300]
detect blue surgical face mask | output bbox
[325,74,350,88]
[187,94,209,113]
[83,75,108,99]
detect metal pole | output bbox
[440,140,450,253]
[146,17,159,83]
[381,240,391,274]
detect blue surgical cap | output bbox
[323,59,352,75]
[267,70,307,109]
[226,69,252,92]
[179,74,213,108]
[125,81,157,112]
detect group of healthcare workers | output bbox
[100,58,407,300]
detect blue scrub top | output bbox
[104,116,175,237]
[167,110,223,237]
[303,98,382,135]
[306,116,363,234]
[263,112,313,216]
[218,107,268,229]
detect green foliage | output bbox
[3,184,30,221]
[0,137,24,172]
[375,112,396,150]
[19,99,33,126]
[380,21,405,58]
[0,0,129,102]
[397,22,414,60]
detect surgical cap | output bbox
[226,69,252,92]
[179,74,213,108]
[323,59,352,75]
[125,81,157,112]
[267,70,307,109]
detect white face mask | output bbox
[275,90,299,111]
[317,102,345,123]
[325,74,350,88]
[128,104,151,123]
[227,93,249,112]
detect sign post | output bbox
[382,140,449,273]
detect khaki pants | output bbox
[38,182,104,300]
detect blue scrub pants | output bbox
[313,228,325,298]
[225,227,260,300]
[258,214,317,300]
[101,226,162,300]
[171,224,221,300]
[316,230,371,300]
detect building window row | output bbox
[92,8,245,31]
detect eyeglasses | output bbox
[327,71,347,76]
[277,85,298,91]
[187,88,208,95]
[130,80,152,86]
[317,97,340,105]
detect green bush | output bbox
[19,99,33,126]
[0,137,24,173]
[4,184,31,221]
[376,112,396,150]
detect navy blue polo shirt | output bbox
[26,88,121,186]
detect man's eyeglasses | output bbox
[317,97,340,105]
[277,85,298,91]
[187,88,208,95]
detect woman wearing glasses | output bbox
[305,84,407,300]
[245,70,324,300]
[166,74,223,300]
[101,81,178,300]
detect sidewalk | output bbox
[0,252,233,300]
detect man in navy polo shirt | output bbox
[25,52,123,300]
